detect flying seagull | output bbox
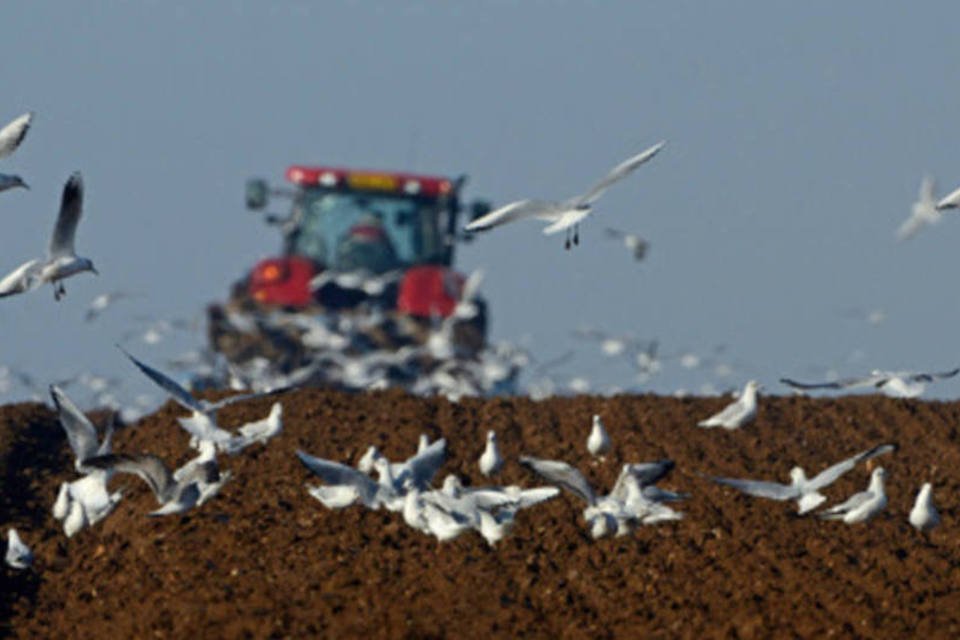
[605,227,649,261]
[707,443,895,514]
[0,172,98,300]
[780,367,960,399]
[896,176,940,241]
[520,455,682,538]
[0,112,32,193]
[119,346,290,449]
[464,141,665,249]
[83,452,214,516]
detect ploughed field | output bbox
[3,389,960,639]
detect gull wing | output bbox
[84,453,175,504]
[400,437,447,489]
[699,397,746,425]
[205,384,295,411]
[0,112,32,160]
[518,455,595,506]
[49,385,100,463]
[623,460,675,487]
[818,489,873,517]
[918,175,936,203]
[936,184,960,210]
[707,475,797,501]
[48,172,84,259]
[909,367,960,382]
[120,346,204,413]
[296,450,379,501]
[0,259,42,298]
[779,373,884,391]
[464,199,562,232]
[896,213,928,242]
[610,460,676,500]
[573,141,665,207]
[805,443,895,492]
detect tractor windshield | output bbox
[289,189,451,273]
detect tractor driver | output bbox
[334,211,401,274]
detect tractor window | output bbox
[290,189,446,273]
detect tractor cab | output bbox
[239,165,489,315]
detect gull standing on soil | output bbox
[464,141,665,249]
[780,367,959,399]
[587,415,611,457]
[697,380,761,429]
[478,430,504,477]
[0,112,32,193]
[908,483,940,532]
[706,443,895,514]
[897,176,940,241]
[818,467,888,524]
[5,529,33,570]
[0,172,98,300]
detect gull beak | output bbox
[91,266,100,276]
[18,181,29,190]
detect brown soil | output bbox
[3,389,960,639]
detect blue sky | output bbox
[2,2,960,403]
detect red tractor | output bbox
[206,164,493,377]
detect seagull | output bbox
[908,483,940,532]
[587,415,611,457]
[84,290,137,322]
[818,467,888,524]
[478,430,503,477]
[120,347,289,450]
[780,368,959,399]
[605,228,649,261]
[83,453,209,516]
[297,449,393,510]
[222,402,283,455]
[0,172,98,300]
[897,176,940,241]
[0,112,32,193]
[520,455,682,538]
[49,385,123,535]
[697,380,761,429]
[5,529,33,570]
[464,141,665,249]
[707,443,895,514]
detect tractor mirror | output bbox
[245,178,269,211]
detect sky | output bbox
[3,2,960,405]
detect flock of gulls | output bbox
[3,370,943,570]
[0,115,949,571]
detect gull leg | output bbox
[565,229,571,250]
[573,225,580,246]
[54,282,66,301]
